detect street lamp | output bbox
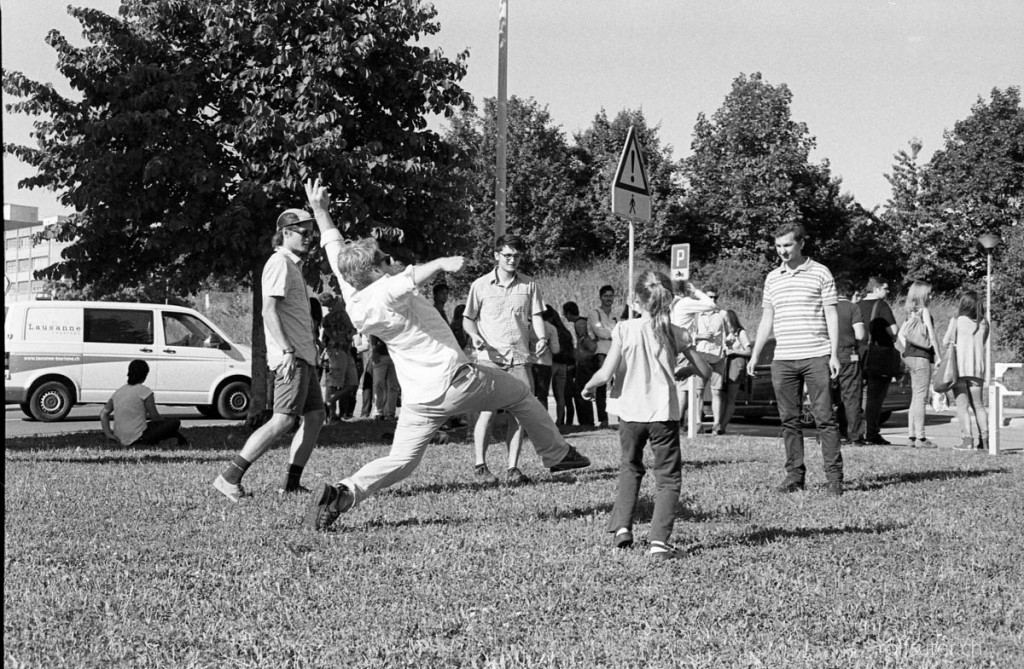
[978,232,1001,387]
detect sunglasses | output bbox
[287,227,316,239]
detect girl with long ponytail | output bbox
[583,271,709,561]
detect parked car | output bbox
[719,339,911,426]
[5,300,252,422]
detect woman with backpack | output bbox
[898,280,941,448]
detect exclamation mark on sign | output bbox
[630,151,635,183]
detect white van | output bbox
[5,300,252,422]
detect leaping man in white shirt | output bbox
[300,178,591,531]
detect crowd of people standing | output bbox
[198,182,992,560]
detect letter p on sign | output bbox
[670,244,690,281]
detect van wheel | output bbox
[799,404,817,428]
[196,404,219,418]
[29,381,74,422]
[216,380,251,420]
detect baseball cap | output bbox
[276,208,314,229]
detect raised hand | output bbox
[304,177,329,213]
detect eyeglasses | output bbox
[499,252,523,260]
[287,227,316,239]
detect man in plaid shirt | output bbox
[463,235,550,486]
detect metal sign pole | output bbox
[495,0,508,239]
[627,221,635,319]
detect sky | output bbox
[3,0,1022,219]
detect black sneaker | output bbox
[549,446,591,473]
[825,482,844,497]
[777,480,805,493]
[864,435,891,446]
[303,483,353,531]
[277,485,312,496]
[505,467,530,485]
[474,464,498,484]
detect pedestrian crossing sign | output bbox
[611,127,651,222]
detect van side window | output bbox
[162,312,217,348]
[84,309,154,345]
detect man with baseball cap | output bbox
[213,207,326,502]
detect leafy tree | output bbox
[4,0,471,419]
[914,87,1024,290]
[683,72,850,270]
[993,223,1024,361]
[573,108,687,263]
[444,96,590,277]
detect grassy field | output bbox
[5,422,1022,668]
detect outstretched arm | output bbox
[582,338,622,399]
[410,257,465,287]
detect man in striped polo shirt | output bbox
[747,223,843,497]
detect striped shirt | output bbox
[762,258,837,361]
[464,268,544,367]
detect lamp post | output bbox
[978,232,1001,387]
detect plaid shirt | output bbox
[464,268,544,367]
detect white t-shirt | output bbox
[323,229,468,404]
[110,384,151,445]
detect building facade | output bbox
[4,203,72,302]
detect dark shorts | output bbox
[273,359,326,416]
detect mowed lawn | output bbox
[5,421,1022,668]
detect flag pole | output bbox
[495,0,508,239]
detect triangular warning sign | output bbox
[611,126,652,222]
[612,127,650,196]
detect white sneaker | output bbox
[213,475,247,503]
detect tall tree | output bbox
[915,87,1024,290]
[444,96,590,277]
[4,0,472,418]
[574,108,686,263]
[683,72,849,269]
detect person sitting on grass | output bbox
[300,177,591,532]
[582,271,709,562]
[100,359,190,447]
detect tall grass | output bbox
[192,264,1019,365]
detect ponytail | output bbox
[635,271,677,358]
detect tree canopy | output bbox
[4,0,472,417]
[682,73,852,271]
